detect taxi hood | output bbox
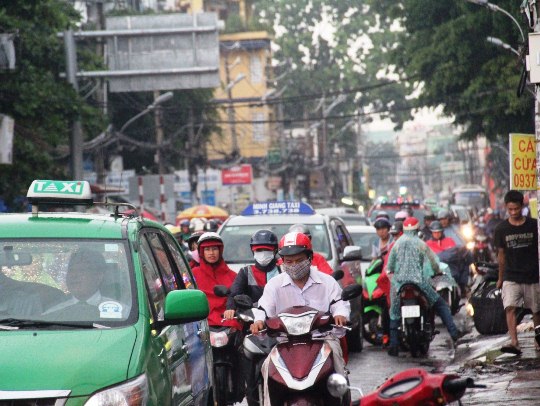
[0,327,137,396]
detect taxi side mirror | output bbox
[163,289,209,324]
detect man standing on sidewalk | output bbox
[494,190,540,355]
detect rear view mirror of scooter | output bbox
[214,285,230,297]
[332,269,344,281]
[327,373,363,402]
[234,294,254,309]
[342,284,362,301]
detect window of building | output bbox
[250,54,262,84]
[252,112,265,142]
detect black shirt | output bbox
[494,217,539,284]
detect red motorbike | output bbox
[264,283,362,406]
[327,368,484,405]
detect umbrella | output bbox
[176,205,229,223]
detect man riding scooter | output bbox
[250,232,350,406]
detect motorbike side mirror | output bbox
[342,245,362,261]
[327,373,349,398]
[213,285,230,297]
[332,269,344,281]
[341,284,362,301]
[234,294,254,309]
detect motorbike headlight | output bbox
[462,225,474,240]
[85,374,148,406]
[210,330,229,347]
[466,241,475,250]
[279,311,318,335]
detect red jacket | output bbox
[426,237,456,254]
[192,259,241,329]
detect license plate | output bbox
[401,305,420,318]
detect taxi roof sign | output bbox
[241,201,315,216]
[27,180,93,205]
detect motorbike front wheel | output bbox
[214,366,229,406]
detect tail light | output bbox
[401,287,420,299]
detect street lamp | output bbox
[466,0,525,42]
[486,36,520,56]
[119,91,173,134]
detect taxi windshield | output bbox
[0,240,135,328]
[220,224,331,263]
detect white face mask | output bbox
[253,251,274,267]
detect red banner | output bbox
[221,164,253,185]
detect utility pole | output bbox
[533,1,540,282]
[64,29,83,181]
[188,106,198,205]
[153,90,165,175]
[224,50,239,158]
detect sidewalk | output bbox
[448,321,540,404]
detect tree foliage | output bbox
[367,0,534,141]
[253,0,413,152]
[0,1,104,210]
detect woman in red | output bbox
[191,232,240,329]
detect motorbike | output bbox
[211,286,246,406]
[262,283,363,406]
[431,262,461,316]
[471,225,493,263]
[398,283,436,358]
[327,368,485,406]
[361,257,387,345]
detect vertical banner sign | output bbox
[510,133,536,190]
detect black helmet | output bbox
[375,211,390,220]
[373,218,391,230]
[250,229,278,250]
[430,220,443,232]
[203,219,219,232]
[288,223,311,239]
[423,210,436,221]
[390,221,403,235]
[187,230,204,249]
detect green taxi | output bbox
[0,180,214,405]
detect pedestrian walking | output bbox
[494,190,540,355]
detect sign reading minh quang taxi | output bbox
[510,133,536,190]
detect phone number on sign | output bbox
[513,173,536,189]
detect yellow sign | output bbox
[510,133,536,190]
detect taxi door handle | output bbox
[182,344,188,352]
[197,328,203,336]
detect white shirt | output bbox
[254,270,350,322]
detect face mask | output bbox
[282,259,311,280]
[253,251,274,267]
[189,249,200,263]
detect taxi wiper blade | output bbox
[0,318,98,330]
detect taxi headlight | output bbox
[85,374,148,406]
[280,311,317,335]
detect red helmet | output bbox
[278,232,313,257]
[403,217,420,231]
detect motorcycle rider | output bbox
[224,229,280,406]
[186,230,204,269]
[421,211,436,241]
[191,232,240,329]
[371,217,393,259]
[386,217,461,356]
[178,219,191,243]
[426,220,456,254]
[437,210,465,247]
[203,219,220,233]
[250,232,350,405]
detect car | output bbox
[218,201,365,351]
[346,225,378,277]
[316,207,371,226]
[368,200,427,224]
[0,180,213,405]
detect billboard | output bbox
[105,13,219,92]
[509,133,536,190]
[221,164,253,185]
